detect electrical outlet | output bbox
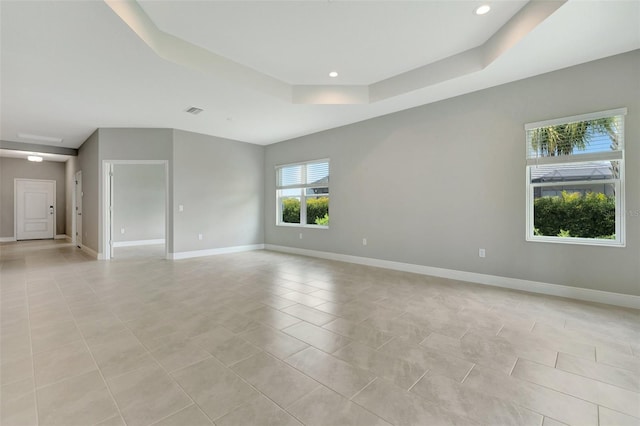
[299,233,303,239]
[362,238,367,246]
[198,234,203,240]
[479,248,486,258]
[179,205,184,212]
[120,227,125,234]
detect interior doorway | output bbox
[103,161,168,260]
[15,179,56,240]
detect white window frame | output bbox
[276,158,329,229]
[525,108,626,247]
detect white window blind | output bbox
[277,160,329,189]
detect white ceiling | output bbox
[1,0,638,149]
[137,0,528,85]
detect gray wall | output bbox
[0,157,66,238]
[77,130,99,251]
[264,50,640,297]
[113,164,165,242]
[98,128,173,253]
[76,127,263,256]
[172,129,264,253]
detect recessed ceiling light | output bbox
[17,133,63,143]
[475,4,491,15]
[329,71,339,78]
[27,155,43,162]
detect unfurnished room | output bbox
[0,1,639,425]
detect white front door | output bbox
[16,179,55,240]
[75,171,83,247]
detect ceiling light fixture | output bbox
[185,106,204,115]
[17,133,63,143]
[475,4,491,15]
[27,155,44,162]
[329,71,339,78]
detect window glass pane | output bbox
[306,162,329,185]
[279,165,303,187]
[280,188,302,197]
[530,161,619,184]
[281,197,300,224]
[532,183,616,240]
[306,196,329,225]
[527,116,622,159]
[305,187,329,196]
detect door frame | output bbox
[102,160,169,260]
[14,178,56,241]
[73,170,82,247]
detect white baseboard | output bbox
[0,236,16,242]
[265,244,640,310]
[55,234,66,240]
[169,244,265,260]
[80,245,99,259]
[113,239,165,248]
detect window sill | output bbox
[276,223,329,230]
[526,235,625,247]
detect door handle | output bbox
[50,206,54,215]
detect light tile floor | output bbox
[1,240,639,426]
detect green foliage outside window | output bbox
[282,197,329,225]
[534,191,615,239]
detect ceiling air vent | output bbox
[185,106,204,115]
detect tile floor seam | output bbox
[216,342,262,368]
[209,370,310,424]
[33,367,101,391]
[508,365,627,414]
[113,318,219,426]
[517,355,640,394]
[553,361,640,392]
[598,405,640,422]
[509,358,520,376]
[277,347,372,400]
[22,276,41,426]
[55,278,127,426]
[460,364,475,384]
[348,376,377,402]
[144,402,199,426]
[406,368,430,392]
[161,352,215,374]
[344,384,400,426]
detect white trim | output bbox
[112,239,165,248]
[102,160,170,261]
[275,157,330,170]
[80,245,99,259]
[54,234,66,240]
[525,107,627,130]
[526,151,623,166]
[169,244,264,260]
[0,236,17,242]
[264,244,640,310]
